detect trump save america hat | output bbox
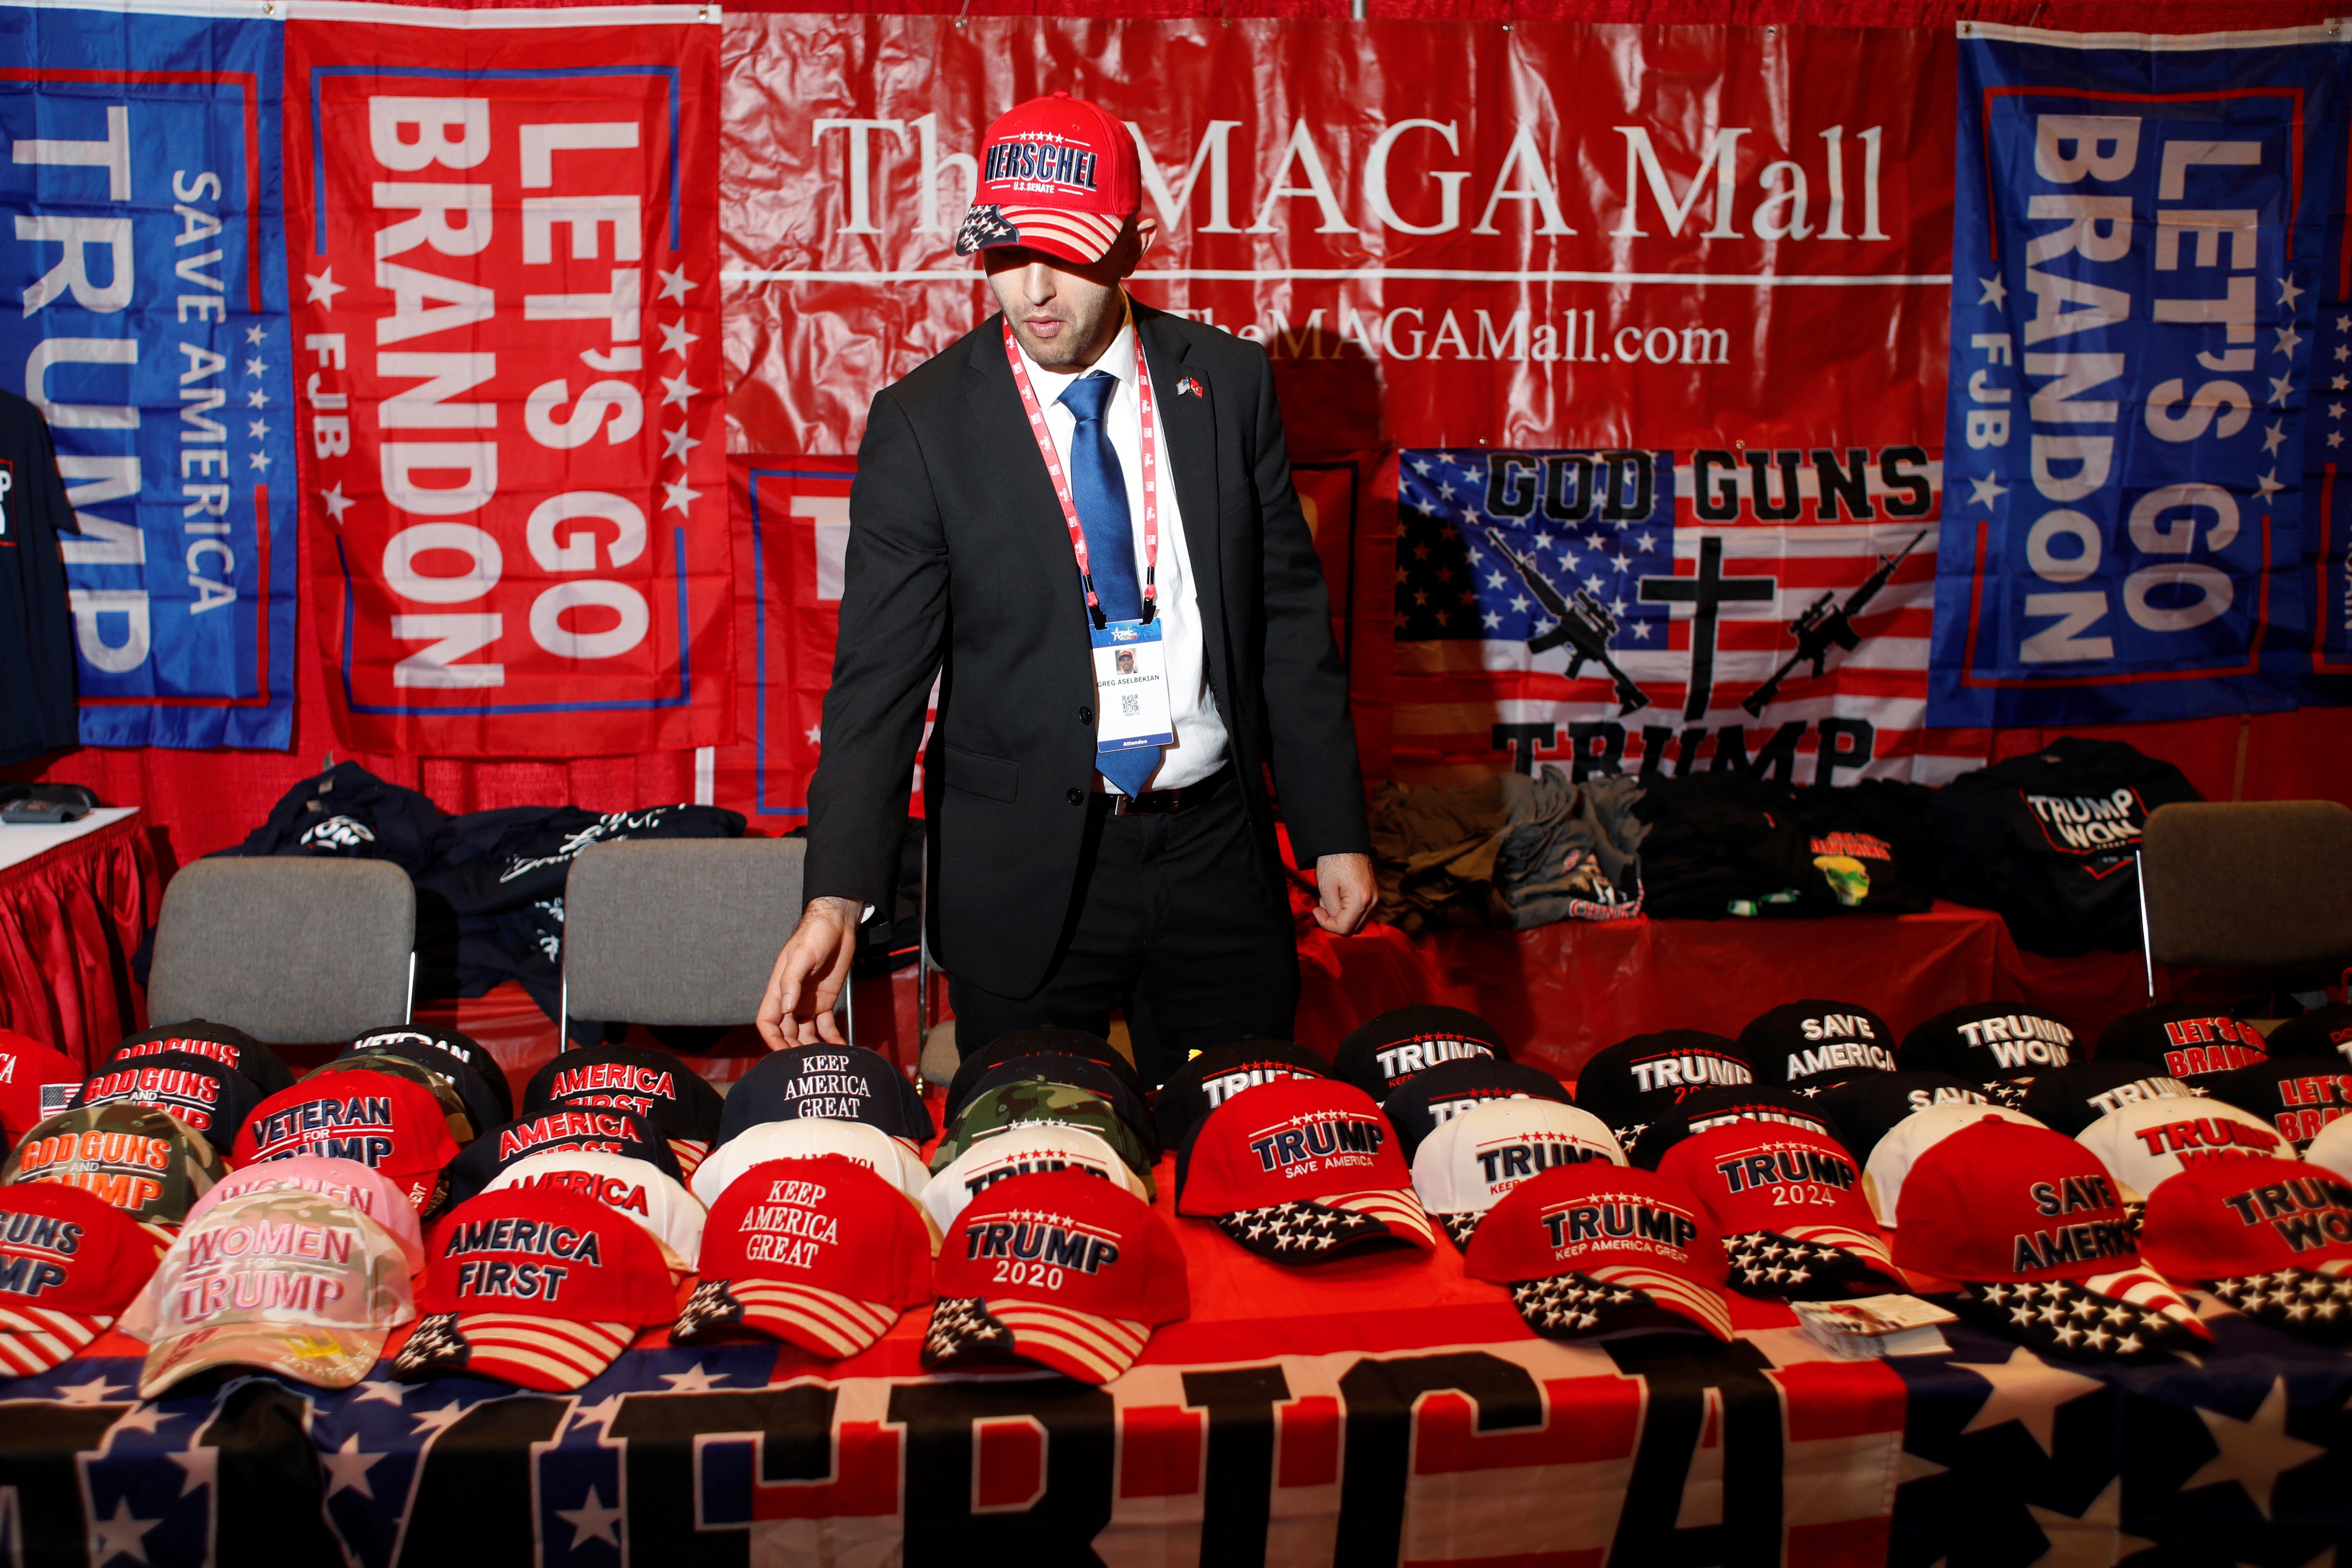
[1382,1056,1577,1163]
[486,1149,706,1271]
[1739,1001,1898,1090]
[675,1156,935,1357]
[0,1029,89,1144]
[0,1182,167,1375]
[921,1121,1149,1233]
[1333,1006,1508,1104]
[2098,1004,2270,1087]
[395,1188,677,1391]
[1153,1040,1330,1151]
[2016,1061,2200,1139]
[1571,1031,1759,1144]
[1654,1120,1900,1300]
[237,1070,460,1214]
[107,1019,295,1097]
[1409,1097,1624,1249]
[183,1156,426,1275]
[718,1044,933,1147]
[347,1024,513,1121]
[72,1050,260,1149]
[691,1118,932,1207]
[2139,1157,2352,1337]
[5,1103,225,1225]
[2074,1096,2287,1204]
[1175,1078,1435,1261]
[926,1169,1188,1384]
[956,93,1143,267]
[1899,1003,2080,1089]
[445,1106,683,1207]
[1463,1163,1735,1342]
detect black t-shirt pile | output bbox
[215,760,448,875]
[1632,776,1935,919]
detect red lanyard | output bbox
[1003,318,1161,625]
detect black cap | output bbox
[445,1105,683,1204]
[71,1049,261,1147]
[1899,1003,2081,1085]
[1333,1006,1508,1104]
[966,1054,1158,1160]
[1628,1084,1848,1171]
[2016,1060,2201,1137]
[1572,1031,1759,1141]
[2202,1058,2352,1153]
[1811,1071,1992,1165]
[2258,1004,2352,1066]
[1380,1056,1575,1162]
[106,1019,294,1096]
[338,1038,507,1137]
[524,1042,724,1144]
[1738,1001,1898,1089]
[348,1024,512,1120]
[717,1044,933,1146]
[2097,1004,2270,1086]
[943,1029,1147,1124]
[1153,1040,1330,1150]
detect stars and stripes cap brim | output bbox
[672,1277,902,1359]
[0,1305,111,1376]
[1215,1188,1437,1263]
[393,1310,636,1392]
[955,203,1124,264]
[920,1293,1149,1385]
[1435,1210,1486,1252]
[2201,1261,2352,1338]
[1952,1267,2211,1360]
[1722,1225,1905,1300]
[668,1139,711,1183]
[1508,1264,1736,1343]
[139,1322,388,1399]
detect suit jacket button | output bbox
[1065,787,1084,807]
[1079,706,1093,724]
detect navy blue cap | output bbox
[525,1042,724,1143]
[1628,1085,1849,1171]
[1333,1006,1508,1104]
[1811,1070,1992,1165]
[1738,1001,1898,1089]
[717,1044,935,1146]
[347,1024,513,1121]
[71,1049,261,1148]
[339,1038,507,1138]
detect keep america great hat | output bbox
[718,1044,933,1147]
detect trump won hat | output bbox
[926,1170,1187,1385]
[0,1182,168,1376]
[236,1070,459,1214]
[1175,1078,1435,1261]
[396,1188,676,1391]
[1409,1098,1625,1250]
[1654,1120,1900,1300]
[1463,1163,1735,1342]
[5,1103,225,1226]
[2074,1096,2287,1204]
[1899,1003,2079,1088]
[677,1157,935,1358]
[2139,1158,2352,1338]
[956,93,1143,267]
[2016,1061,2199,1139]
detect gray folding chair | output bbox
[146,859,416,1043]
[558,837,811,1040]
[2137,800,2352,998]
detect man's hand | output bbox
[756,896,863,1049]
[1311,852,1376,936]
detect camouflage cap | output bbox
[929,1079,1156,1198]
[306,1054,477,1145]
[2,1103,226,1225]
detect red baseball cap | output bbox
[1464,1163,1734,1342]
[237,1070,462,1214]
[1893,1119,2208,1358]
[396,1188,676,1391]
[0,1182,168,1375]
[927,1170,1188,1384]
[1176,1078,1435,1262]
[0,1029,86,1145]
[2140,1157,2352,1336]
[955,93,1143,267]
[677,1156,935,1358]
[1654,1120,1900,1299]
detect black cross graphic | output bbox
[1639,536,1777,721]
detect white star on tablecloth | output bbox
[2181,1376,2325,1518]
[556,1484,625,1549]
[321,1433,385,1500]
[1950,1345,2103,1455]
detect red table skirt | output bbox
[0,813,160,1070]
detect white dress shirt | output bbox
[1015,304,1229,793]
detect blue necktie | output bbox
[1058,372,1161,796]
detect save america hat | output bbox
[718,1044,934,1147]
[445,1106,683,1206]
[2139,1156,2352,1338]
[2074,1096,2288,1204]
[0,1029,89,1144]
[926,1169,1188,1384]
[1463,1163,1735,1342]
[486,1149,706,1271]
[182,1156,427,1275]
[956,93,1144,267]
[1861,1101,2043,1225]
[1899,1003,2080,1089]
[675,1156,935,1357]
[2017,1061,2200,1138]
[1153,1040,1330,1151]
[1333,1006,1508,1104]
[1654,1120,1900,1299]
[1175,1078,1435,1261]
[395,1188,677,1391]
[5,1103,225,1225]
[107,1019,294,1096]
[921,1121,1149,1233]
[72,1050,260,1148]
[1571,1031,1758,1143]
[1812,1071,1992,1166]
[2203,1058,2352,1153]
[931,1080,1156,1196]
[2097,1004,2270,1086]
[236,1070,460,1213]
[1409,1097,1624,1249]
[0,1182,168,1375]
[347,1024,512,1121]
[1382,1056,1577,1163]
[1739,1001,1898,1090]
[691,1118,932,1207]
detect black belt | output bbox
[1107,763,1232,816]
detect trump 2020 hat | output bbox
[5,1103,226,1225]
[237,1070,460,1213]
[2260,1003,2352,1066]
[0,1182,168,1376]
[346,1024,513,1121]
[956,94,1144,267]
[690,1118,931,1207]
[921,1121,1149,1233]
[1382,1056,1577,1163]
[121,1188,416,1398]
[1654,1120,1900,1300]
[1811,1071,1991,1166]
[2139,1157,2352,1337]
[1629,1085,1848,1172]
[107,1019,295,1097]
[926,1169,1187,1384]
[1175,1078,1435,1261]
[1153,1040,1330,1151]
[395,1188,677,1391]
[72,1050,260,1149]
[485,1149,706,1272]
[0,1029,89,1144]
[1409,1098,1624,1249]
[2074,1096,2287,1204]
[1861,1101,2044,1225]
[2203,1058,2352,1153]
[675,1156,936,1357]
[2016,1061,2200,1139]
[1463,1163,1735,1342]
[718,1044,934,1148]
[445,1106,682,1207]
[1899,1003,2080,1089]
[182,1156,427,1276]
[2098,1004,2270,1086]
[1570,1031,1758,1143]
[1890,1119,2208,1359]
[1333,1006,1508,1104]
[1739,1001,1898,1090]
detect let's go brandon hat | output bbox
[921,1122,1149,1233]
[445,1106,682,1207]
[1409,1098,1624,1249]
[182,1156,427,1276]
[72,1050,260,1149]
[2203,1058,2352,1153]
[107,1019,294,1097]
[1175,1078,1435,1261]
[1463,1163,1735,1342]
[5,1103,225,1225]
[1382,1056,1577,1163]
[2098,1004,2270,1086]
[0,1182,168,1375]
[486,1149,706,1272]
[1570,1031,1758,1142]
[676,1156,935,1358]
[926,1169,1187,1384]
[1153,1040,1330,1151]
[1739,1001,1898,1090]
[2074,1096,2287,1204]
[236,1070,460,1213]
[1899,1003,2079,1086]
[690,1118,931,1207]
[1333,1006,1508,1104]
[956,93,1144,268]
[2016,1061,2200,1139]
[0,1030,89,1144]
[346,1024,512,1121]
[2139,1157,2352,1337]
[718,1044,934,1147]
[395,1188,677,1391]
[1654,1120,1900,1300]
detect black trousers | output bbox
[946,769,1299,1086]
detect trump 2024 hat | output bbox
[1382,1056,1577,1164]
[1899,1003,2079,1088]
[236,1070,460,1213]
[72,1050,260,1149]
[485,1149,706,1272]
[1153,1040,1330,1151]
[1570,1031,1758,1143]
[2139,1157,2352,1337]
[926,1169,1188,1384]
[676,1156,935,1358]
[1463,1163,1735,1342]
[1654,1120,1900,1300]
[2097,1004,2270,1086]
[121,1188,416,1398]
[0,1182,168,1376]
[1891,1119,2208,1359]
[1738,1001,1898,1090]
[445,1106,683,1207]
[921,1121,1149,1233]
[107,1019,295,1096]
[692,1119,931,1208]
[182,1156,427,1276]
[1176,1078,1435,1261]
[1409,1098,1624,1249]
[719,1044,934,1147]
[2074,1096,2288,1204]
[1333,1006,1508,1104]
[5,1103,226,1225]
[395,1188,677,1391]
[956,94,1143,267]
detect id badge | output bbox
[1089,619,1175,754]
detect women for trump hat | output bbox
[2138,1158,2352,1337]
[1654,1120,1900,1300]
[955,94,1144,268]
[183,1156,426,1276]
[235,1070,460,1212]
[1409,1098,1624,1249]
[0,1182,168,1376]
[1462,1163,1735,1342]
[1176,1078,1435,1262]
[676,1157,936,1358]
[925,1170,1188,1385]
[5,1103,226,1225]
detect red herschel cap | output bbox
[956,93,1142,267]
[1175,1078,1435,1262]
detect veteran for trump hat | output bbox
[1463,1163,1735,1342]
[2139,1158,2352,1337]
[1333,1006,1509,1104]
[346,1025,513,1121]
[1175,1078,1435,1261]
[1654,1120,1901,1300]
[72,1051,260,1149]
[335,1038,505,1142]
[306,1054,476,1146]
[1409,1098,1624,1249]
[955,94,1144,268]
[719,1044,934,1147]
[0,1182,168,1376]
[236,1070,460,1213]
[5,1103,225,1225]
[942,1029,1148,1123]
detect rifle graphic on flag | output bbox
[1742,529,1928,717]
[1487,534,1651,715]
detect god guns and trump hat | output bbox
[5,1103,225,1225]
[107,1020,294,1096]
[72,1051,259,1149]
[955,94,1144,267]
[1463,1163,1735,1342]
[1175,1078,1435,1261]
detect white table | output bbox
[0,807,139,874]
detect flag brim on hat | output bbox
[1433,1210,1485,1252]
[139,1322,388,1399]
[668,1139,710,1183]
[2202,1260,2352,1337]
[1946,1266,2210,1359]
[393,1310,635,1392]
[1215,1189,1436,1262]
[922,1294,1149,1385]
[1722,1225,1905,1300]
[673,1277,902,1358]
[0,1305,112,1377]
[1508,1265,1736,1343]
[955,204,1123,265]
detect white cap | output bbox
[2074,1096,2292,1202]
[690,1118,929,1208]
[1862,1102,2043,1224]
[1409,1099,1625,1247]
[919,1122,1147,1233]
[485,1148,708,1271]
[2304,1115,2352,1183]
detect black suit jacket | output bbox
[803,301,1369,998]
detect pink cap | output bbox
[184,1156,426,1275]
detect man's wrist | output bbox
[806,894,865,926]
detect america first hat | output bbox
[1628,1085,1847,1172]
[943,1030,1146,1124]
[921,1121,1149,1233]
[0,1030,89,1145]
[2074,1096,2288,1204]
[718,1044,934,1147]
[526,1043,724,1178]
[691,1118,932,1208]
[1175,1078,1435,1261]
[72,1050,260,1149]
[1382,1056,1577,1164]
[182,1156,427,1276]
[305,1054,477,1147]
[676,1156,936,1358]
[2098,1004,2270,1086]
[346,1024,513,1121]
[1153,1040,1330,1151]
[395,1188,677,1391]
[1811,1072,1992,1166]
[1900,1003,2080,1087]
[0,1182,168,1376]
[1333,1006,1508,1104]
[1570,1031,1758,1142]
[2204,1058,2352,1153]
[1861,1101,2043,1225]
[2260,1003,2352,1066]
[926,1169,1189,1385]
[335,1039,505,1142]
[1409,1098,1624,1249]
[1739,1001,1898,1090]
[955,93,1144,268]
[1463,1163,1735,1342]
[5,1103,225,1225]
[485,1149,706,1272]
[1654,1120,1900,1300]
[2017,1061,2200,1139]
[445,1106,683,1207]
[107,1019,294,1097]
[932,1080,1156,1196]
[2139,1157,2352,1338]
[237,1070,460,1214]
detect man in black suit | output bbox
[756,93,1372,1082]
